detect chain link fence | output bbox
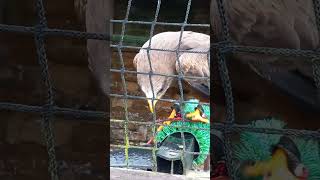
[1,0,320,179]
[0,0,108,180]
[110,0,211,176]
[0,0,210,178]
[212,0,320,179]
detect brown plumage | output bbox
[133,31,210,112]
[208,0,320,131]
[211,0,320,111]
[86,0,113,96]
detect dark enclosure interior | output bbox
[0,0,108,179]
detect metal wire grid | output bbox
[212,0,320,179]
[0,0,318,179]
[110,0,210,174]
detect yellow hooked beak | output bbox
[243,148,297,179]
[148,99,158,113]
[186,108,209,123]
[157,109,176,132]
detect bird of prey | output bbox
[211,0,320,112]
[133,31,210,113]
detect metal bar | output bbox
[112,43,320,59]
[3,22,317,58]
[2,22,320,60]
[312,59,320,103]
[111,19,210,27]
[110,119,210,131]
[232,45,320,59]
[116,0,134,169]
[175,0,194,175]
[45,28,110,40]
[111,68,210,80]
[0,24,35,33]
[109,94,210,106]
[214,0,236,178]
[213,123,320,139]
[34,0,59,179]
[311,1,320,148]
[0,102,106,119]
[111,44,209,53]
[312,0,320,29]
[145,0,163,172]
[110,119,320,139]
[0,24,110,41]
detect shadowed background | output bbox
[0,0,110,179]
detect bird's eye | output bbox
[158,88,164,93]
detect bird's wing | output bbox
[178,31,210,51]
[86,0,112,96]
[211,0,320,110]
[211,0,318,49]
[211,0,318,79]
[176,47,210,97]
[251,62,320,111]
[138,31,209,49]
[133,31,210,76]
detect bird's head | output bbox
[137,73,173,113]
[242,148,308,180]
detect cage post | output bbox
[213,0,236,178]
[34,0,59,179]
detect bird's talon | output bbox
[157,125,164,132]
[157,108,176,132]
[157,121,171,131]
[186,108,209,123]
[191,116,209,123]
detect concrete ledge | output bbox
[110,167,185,180]
[110,167,210,180]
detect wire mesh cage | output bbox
[1,0,320,179]
[211,0,320,179]
[0,0,108,180]
[110,0,211,177]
